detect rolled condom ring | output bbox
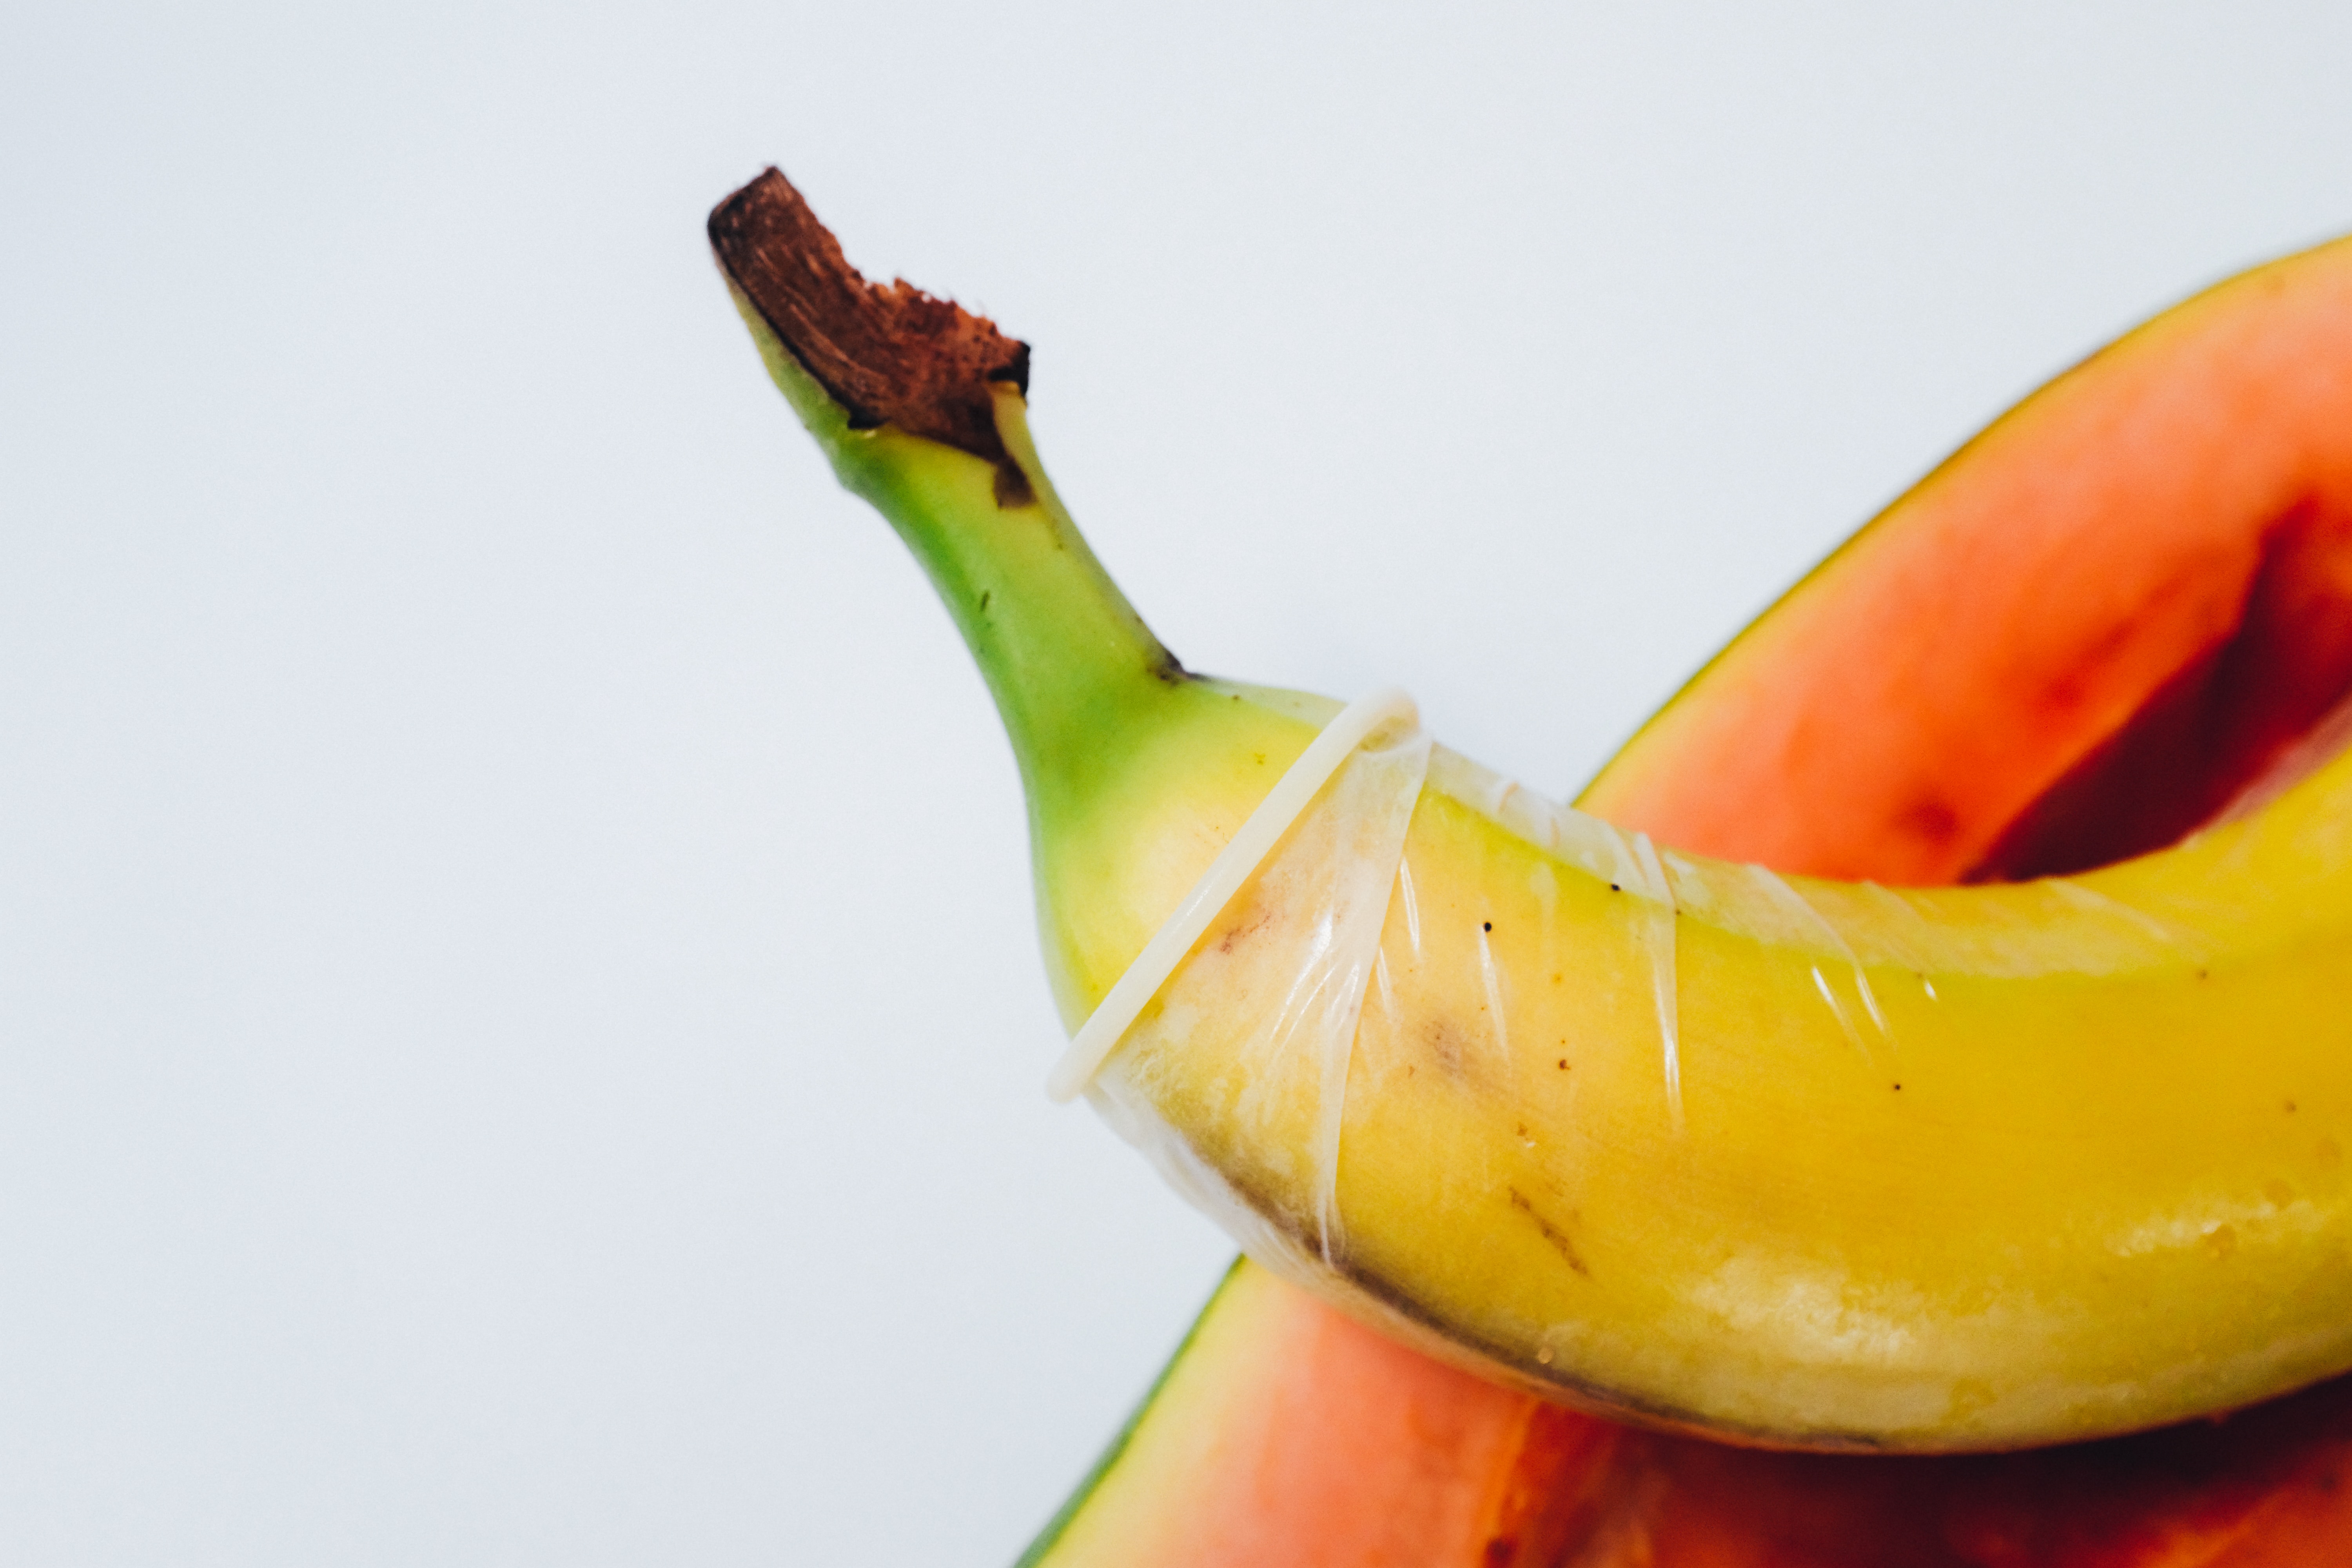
[1045,688,1426,1104]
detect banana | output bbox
[711,169,2352,1453]
[1082,695,2352,1453]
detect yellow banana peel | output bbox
[711,167,2352,1454]
[1072,685,2352,1452]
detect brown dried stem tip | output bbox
[708,169,1034,503]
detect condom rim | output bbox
[1044,688,1422,1103]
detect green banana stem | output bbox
[709,170,1188,835]
[710,169,1315,1036]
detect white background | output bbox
[8,4,2352,1563]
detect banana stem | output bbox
[710,169,1186,817]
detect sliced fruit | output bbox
[1024,1275,2352,1567]
[1584,241,2352,886]
[1014,1261,1613,1568]
[711,168,2352,1548]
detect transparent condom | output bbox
[1047,689,1430,1274]
[1046,688,1427,1105]
[1040,685,2221,1436]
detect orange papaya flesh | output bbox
[1490,1372,2352,1567]
[1025,232,2352,1566]
[1022,1264,1559,1566]
[1583,234,2352,885]
[1029,1280,2352,1568]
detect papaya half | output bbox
[710,169,2352,1560]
